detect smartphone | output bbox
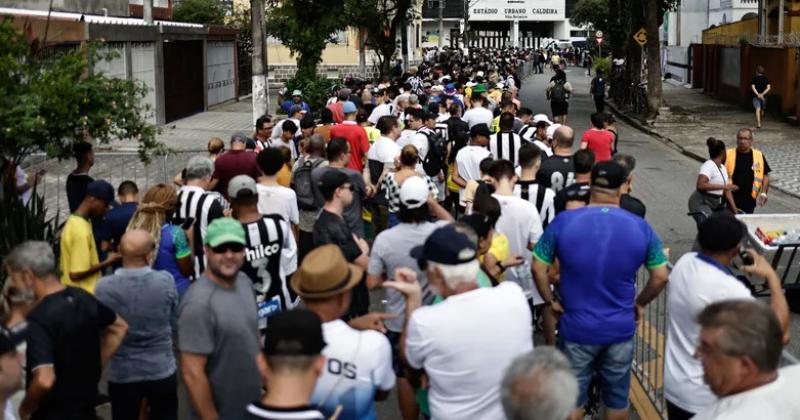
[739,248,754,266]
[181,217,195,230]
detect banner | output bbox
[469,0,564,21]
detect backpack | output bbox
[591,77,606,96]
[292,158,325,211]
[550,80,567,103]
[421,129,447,177]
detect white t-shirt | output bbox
[462,107,494,129]
[311,320,396,420]
[368,102,394,125]
[397,129,429,160]
[455,145,492,205]
[492,193,544,302]
[256,184,299,225]
[693,365,800,420]
[698,160,728,196]
[405,282,533,420]
[367,136,401,165]
[664,252,753,414]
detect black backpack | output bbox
[421,129,447,177]
[591,77,606,96]
[550,80,567,103]
[292,158,325,211]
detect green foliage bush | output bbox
[594,56,612,77]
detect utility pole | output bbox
[251,0,269,124]
[143,0,153,24]
[438,0,444,49]
[359,29,367,80]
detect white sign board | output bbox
[469,0,564,21]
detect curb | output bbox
[604,99,800,200]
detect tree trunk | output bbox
[644,0,662,118]
[250,0,268,122]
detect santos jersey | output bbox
[538,154,575,193]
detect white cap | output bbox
[431,85,445,92]
[441,75,451,81]
[399,176,429,209]
[495,82,504,89]
[533,114,553,126]
[546,123,563,140]
[466,81,477,87]
[476,71,485,77]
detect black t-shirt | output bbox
[66,173,93,213]
[751,75,770,95]
[731,150,771,203]
[621,194,646,218]
[554,182,590,214]
[312,210,360,262]
[26,287,116,419]
[537,154,575,193]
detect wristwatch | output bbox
[497,262,506,272]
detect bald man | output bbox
[538,126,577,193]
[96,229,180,420]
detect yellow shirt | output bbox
[60,214,100,294]
[277,164,292,188]
[364,126,381,144]
[485,233,510,282]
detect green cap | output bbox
[204,218,246,247]
[472,83,487,93]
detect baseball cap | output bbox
[495,82,504,89]
[411,224,477,269]
[476,70,485,77]
[546,123,562,140]
[431,85,445,92]
[263,309,326,356]
[591,161,627,189]
[532,114,553,126]
[472,84,487,94]
[228,175,257,199]
[289,105,304,115]
[342,101,357,114]
[399,176,429,209]
[466,81,477,88]
[470,123,491,138]
[317,170,351,198]
[292,89,303,97]
[204,217,246,247]
[86,180,115,204]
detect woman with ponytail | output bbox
[688,137,739,224]
[127,184,194,295]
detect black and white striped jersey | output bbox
[173,185,225,278]
[489,131,523,166]
[240,214,298,330]
[518,124,536,142]
[513,180,556,229]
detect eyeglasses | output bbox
[211,243,245,254]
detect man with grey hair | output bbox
[386,224,533,420]
[5,241,128,419]
[501,347,579,420]
[210,132,262,200]
[613,154,646,218]
[693,299,800,419]
[175,156,225,278]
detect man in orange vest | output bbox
[725,128,771,214]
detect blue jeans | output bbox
[753,97,765,109]
[558,337,634,410]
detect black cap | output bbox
[591,161,627,189]
[411,224,477,269]
[0,327,22,355]
[86,180,115,203]
[318,170,350,198]
[470,123,491,138]
[263,310,326,356]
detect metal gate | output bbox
[163,40,204,123]
[467,30,510,48]
[206,41,236,107]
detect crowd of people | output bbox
[0,46,798,420]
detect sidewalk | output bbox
[608,81,800,198]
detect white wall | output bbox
[206,41,236,107]
[131,42,157,124]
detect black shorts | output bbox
[551,101,569,117]
[386,330,406,377]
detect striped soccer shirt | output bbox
[513,180,556,229]
[173,185,225,278]
[489,131,523,166]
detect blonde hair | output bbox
[126,184,177,252]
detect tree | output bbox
[172,0,226,25]
[570,0,611,37]
[265,0,348,80]
[346,0,415,78]
[0,18,162,165]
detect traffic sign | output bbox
[595,30,603,39]
[596,37,603,45]
[634,28,647,47]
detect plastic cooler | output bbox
[736,214,800,289]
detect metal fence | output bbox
[23,151,203,222]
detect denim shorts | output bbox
[753,97,765,109]
[558,337,634,410]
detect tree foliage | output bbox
[172,0,226,25]
[265,0,348,80]
[570,0,610,35]
[345,0,414,78]
[0,18,162,164]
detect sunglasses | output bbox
[211,243,245,254]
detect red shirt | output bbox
[327,102,345,124]
[581,129,615,162]
[330,121,370,172]
[212,150,263,199]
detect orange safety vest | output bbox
[725,148,765,199]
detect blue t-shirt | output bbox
[533,206,667,345]
[105,202,138,246]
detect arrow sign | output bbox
[596,37,603,45]
[634,28,647,47]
